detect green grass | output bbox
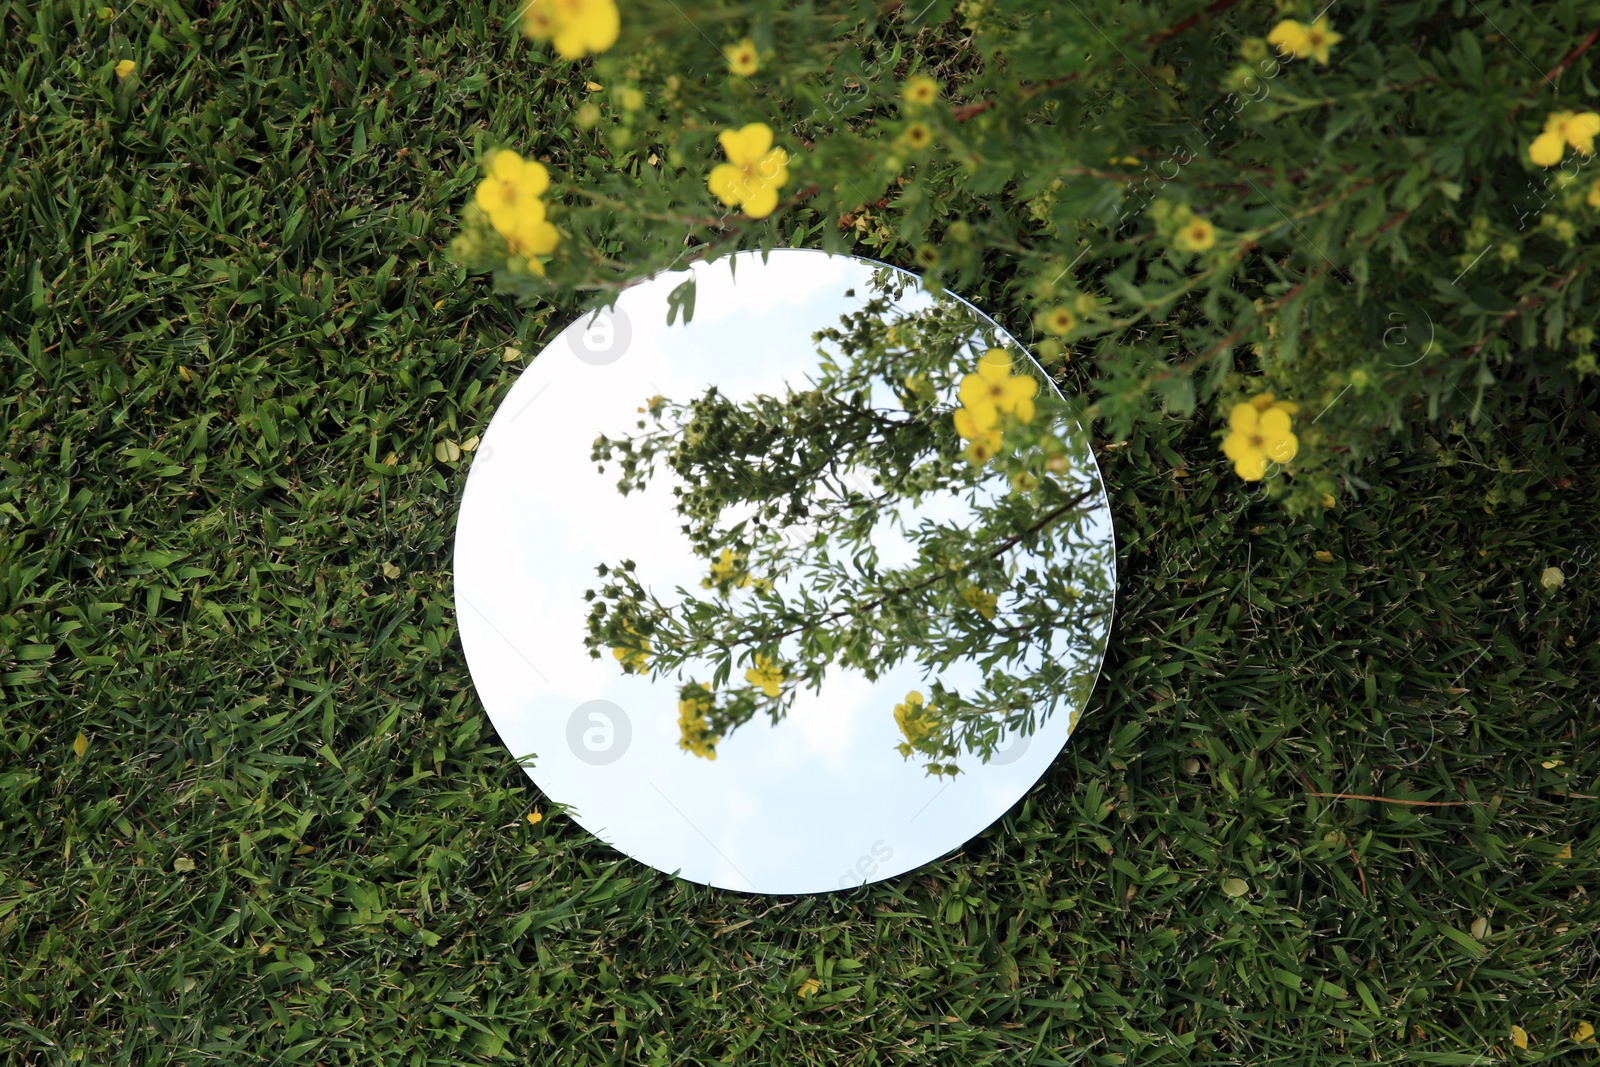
[4,1,1600,1063]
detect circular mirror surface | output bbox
[455,249,1116,893]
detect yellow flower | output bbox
[726,37,759,76]
[899,121,932,152]
[678,685,720,760]
[1269,17,1340,64]
[1301,17,1342,64]
[706,547,750,588]
[1546,110,1600,154]
[1010,470,1039,492]
[708,122,790,219]
[894,690,937,755]
[1248,391,1299,415]
[1174,217,1217,252]
[114,59,136,80]
[902,75,939,108]
[610,618,650,671]
[1587,180,1600,207]
[1221,396,1299,480]
[744,654,784,697]
[620,86,645,111]
[1267,19,1310,58]
[475,150,549,228]
[1040,306,1077,335]
[961,586,998,620]
[957,349,1038,422]
[963,431,1002,467]
[952,403,999,440]
[475,150,560,265]
[521,0,620,60]
[1530,130,1566,167]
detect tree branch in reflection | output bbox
[583,277,1114,774]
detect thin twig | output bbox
[1542,26,1600,85]
[1144,0,1244,48]
[1304,791,1485,807]
[753,488,1095,643]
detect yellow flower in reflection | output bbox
[894,690,937,756]
[610,618,650,671]
[963,430,1002,467]
[952,404,998,441]
[961,586,998,619]
[677,685,720,760]
[744,654,784,697]
[703,547,750,589]
[958,349,1038,422]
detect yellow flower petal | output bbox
[1530,130,1565,167]
[1234,453,1268,481]
[708,163,742,206]
[1258,407,1293,439]
[1228,403,1259,433]
[753,147,788,186]
[1265,431,1298,464]
[976,360,1011,386]
[741,182,780,219]
[114,59,136,80]
[1268,19,1310,59]
[953,406,996,440]
[1510,1025,1528,1049]
[721,123,773,165]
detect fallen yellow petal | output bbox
[73,732,89,759]
[1574,1021,1595,1043]
[1510,1025,1528,1049]
[526,810,543,825]
[115,59,136,80]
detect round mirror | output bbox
[454,249,1116,893]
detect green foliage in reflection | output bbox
[583,275,1114,773]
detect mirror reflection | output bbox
[454,250,1116,893]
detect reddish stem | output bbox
[1542,26,1600,85]
[1144,0,1244,49]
